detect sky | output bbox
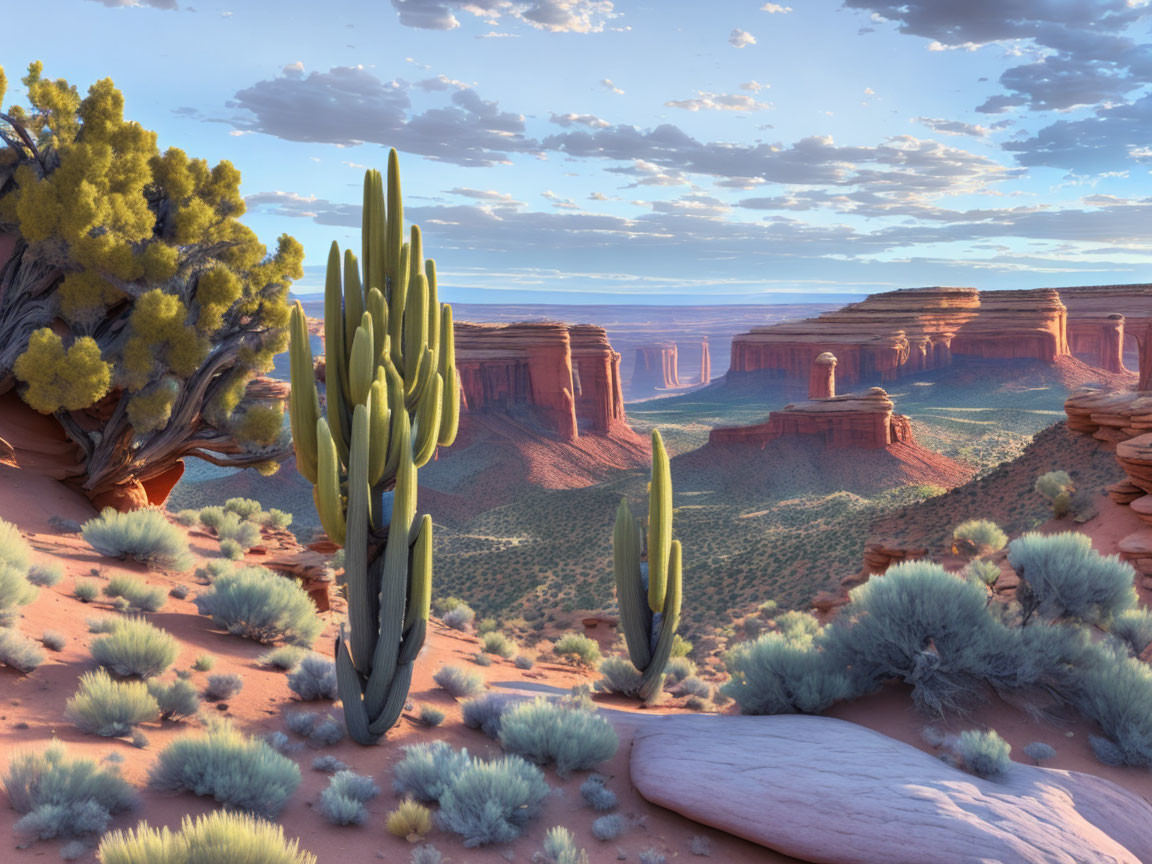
[6,0,1152,304]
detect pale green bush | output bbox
[82,508,193,571]
[66,669,159,736]
[194,566,320,646]
[97,810,317,864]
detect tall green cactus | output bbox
[613,429,682,702]
[288,148,460,745]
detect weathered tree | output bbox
[0,63,302,509]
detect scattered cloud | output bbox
[86,0,178,7]
[600,78,625,94]
[741,80,769,92]
[549,112,611,128]
[389,0,617,33]
[914,117,989,137]
[760,2,791,12]
[665,91,773,112]
[729,28,757,48]
[447,187,524,206]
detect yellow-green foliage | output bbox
[386,799,432,839]
[97,810,317,864]
[1,62,302,435]
[233,404,285,446]
[12,329,111,413]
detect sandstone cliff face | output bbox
[709,387,914,450]
[632,342,680,391]
[1059,285,1152,383]
[729,286,1070,385]
[699,339,712,385]
[455,321,633,441]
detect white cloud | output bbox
[760,2,792,12]
[741,80,769,92]
[729,28,757,48]
[600,78,625,94]
[665,91,773,112]
[549,112,611,129]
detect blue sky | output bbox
[6,0,1152,304]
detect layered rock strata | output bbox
[809,351,836,399]
[699,339,712,386]
[1060,285,1152,385]
[568,324,628,434]
[632,342,680,391]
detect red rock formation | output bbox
[729,286,1070,384]
[699,339,712,385]
[1067,313,1126,374]
[1059,285,1152,385]
[709,387,914,450]
[809,352,837,400]
[632,342,680,391]
[569,324,627,434]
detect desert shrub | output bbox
[437,754,550,847]
[149,719,301,817]
[477,617,498,635]
[1074,648,1152,766]
[0,518,32,571]
[441,604,475,631]
[392,741,472,802]
[684,695,707,711]
[471,651,492,667]
[598,655,645,697]
[91,618,178,678]
[497,694,618,777]
[773,610,822,642]
[87,616,119,634]
[0,560,38,621]
[192,654,215,671]
[434,665,484,699]
[553,633,601,668]
[592,813,625,841]
[963,559,1002,588]
[387,799,433,839]
[4,741,136,841]
[219,539,244,560]
[60,840,89,860]
[148,679,201,720]
[27,562,63,588]
[461,693,513,738]
[216,513,261,550]
[96,810,317,864]
[952,520,1007,555]
[481,631,517,658]
[955,729,1011,779]
[418,705,446,727]
[580,774,617,811]
[1035,470,1073,516]
[259,509,294,531]
[1007,532,1136,625]
[670,634,693,658]
[639,850,666,864]
[0,628,46,672]
[285,711,320,737]
[514,653,536,670]
[260,645,306,670]
[204,673,243,701]
[82,509,193,571]
[319,770,379,826]
[721,631,854,715]
[1110,608,1152,655]
[663,655,697,684]
[198,506,226,531]
[410,846,444,864]
[541,826,589,864]
[169,584,189,599]
[66,669,158,736]
[675,676,711,698]
[433,595,466,615]
[193,560,233,582]
[287,654,338,700]
[819,560,1012,715]
[224,498,264,520]
[1024,741,1056,763]
[40,630,66,652]
[74,580,99,603]
[312,755,348,773]
[102,575,167,613]
[112,597,132,613]
[172,509,201,527]
[309,716,345,747]
[194,566,321,646]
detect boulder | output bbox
[629,714,1152,864]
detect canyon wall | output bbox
[632,343,681,391]
[455,321,632,441]
[728,286,1071,385]
[1060,285,1152,384]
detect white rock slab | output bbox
[629,714,1152,864]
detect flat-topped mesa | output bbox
[455,322,579,440]
[709,387,915,450]
[809,352,837,400]
[729,286,1073,385]
[699,339,712,385]
[951,289,1068,362]
[1059,284,1152,382]
[729,287,981,386]
[632,342,681,391]
[568,324,628,434]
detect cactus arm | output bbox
[343,250,364,360]
[288,302,319,484]
[343,403,373,672]
[405,515,433,629]
[614,499,652,670]
[368,376,392,486]
[363,169,386,295]
[437,304,459,446]
[426,260,440,356]
[366,288,388,367]
[315,417,346,547]
[385,149,403,299]
[638,540,682,702]
[413,373,444,468]
[348,324,374,407]
[647,429,672,613]
[404,267,429,389]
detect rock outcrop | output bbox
[1060,285,1152,382]
[729,286,1069,385]
[632,342,680,391]
[698,339,712,385]
[808,351,836,399]
[455,321,633,442]
[709,387,914,450]
[630,714,1152,864]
